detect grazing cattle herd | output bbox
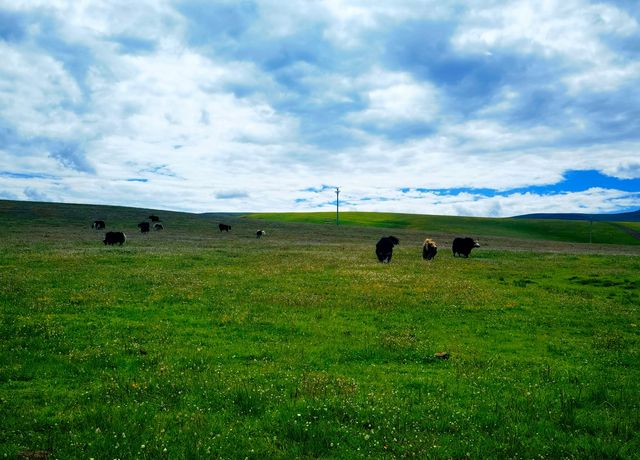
[373,235,479,263]
[93,216,480,262]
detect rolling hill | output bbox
[1,199,639,246]
[248,211,640,245]
[513,209,640,221]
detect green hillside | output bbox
[3,200,637,246]
[622,222,640,233]
[0,199,220,233]
[249,212,640,245]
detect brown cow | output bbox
[422,238,437,260]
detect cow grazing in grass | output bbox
[376,236,399,263]
[256,230,266,238]
[153,223,163,231]
[149,215,160,222]
[103,231,126,245]
[92,220,105,230]
[219,223,231,232]
[138,222,150,233]
[422,238,437,260]
[452,237,480,258]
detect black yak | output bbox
[149,215,160,222]
[422,238,437,260]
[92,220,105,230]
[452,237,480,257]
[103,231,126,245]
[219,223,231,232]
[138,222,150,233]
[376,236,399,263]
[256,230,266,238]
[153,223,163,231]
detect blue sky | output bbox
[1,0,639,216]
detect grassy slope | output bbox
[1,200,639,459]
[620,222,640,234]
[249,212,640,245]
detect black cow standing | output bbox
[149,215,160,222]
[219,223,231,232]
[376,236,400,263]
[103,231,126,245]
[452,237,480,258]
[138,222,150,233]
[92,220,105,230]
[256,230,266,239]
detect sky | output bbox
[1,0,639,217]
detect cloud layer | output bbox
[1,0,639,216]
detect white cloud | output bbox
[2,0,179,40]
[285,184,640,218]
[49,45,299,183]
[350,78,439,125]
[563,61,640,94]
[313,69,442,132]
[443,119,559,152]
[0,1,639,216]
[320,0,459,46]
[0,43,83,139]
[453,0,640,94]
[453,0,637,59]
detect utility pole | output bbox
[335,187,340,226]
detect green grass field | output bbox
[1,200,639,459]
[250,212,640,246]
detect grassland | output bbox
[1,200,639,459]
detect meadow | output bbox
[1,200,639,459]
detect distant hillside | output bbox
[513,210,640,222]
[0,199,229,233]
[249,211,640,245]
[2,200,639,245]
